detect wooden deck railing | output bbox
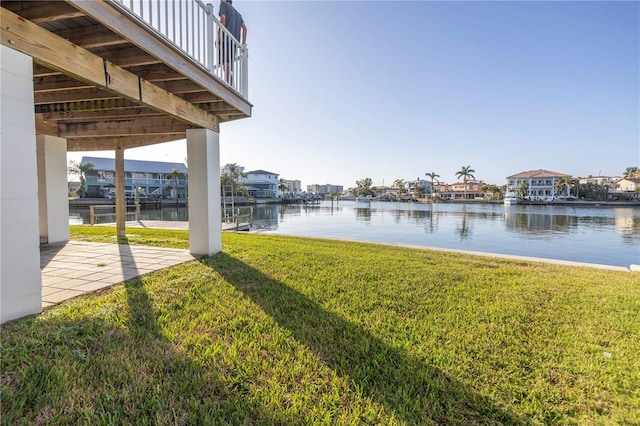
[90,204,141,225]
[109,0,248,97]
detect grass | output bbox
[2,227,639,424]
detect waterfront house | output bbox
[1,0,252,323]
[82,156,187,199]
[435,180,487,200]
[613,178,640,196]
[506,170,571,200]
[244,170,279,198]
[406,178,432,199]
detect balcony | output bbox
[1,0,252,152]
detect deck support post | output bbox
[187,128,221,256]
[37,135,70,244]
[115,147,126,238]
[0,45,42,323]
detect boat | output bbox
[355,196,370,203]
[504,193,518,205]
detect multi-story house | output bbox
[406,178,432,198]
[82,157,187,199]
[435,180,487,199]
[244,170,279,198]
[506,170,571,200]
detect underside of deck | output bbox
[1,0,252,152]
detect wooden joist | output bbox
[1,6,219,131]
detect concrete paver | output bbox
[40,239,197,308]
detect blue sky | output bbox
[69,0,639,189]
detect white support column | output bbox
[1,46,42,323]
[187,129,221,256]
[115,147,126,238]
[37,135,70,244]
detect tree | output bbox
[425,172,440,198]
[278,178,288,197]
[171,167,181,198]
[355,177,374,197]
[623,166,640,179]
[555,176,572,197]
[68,160,95,198]
[393,179,406,195]
[455,166,475,199]
[414,185,426,199]
[517,182,529,198]
[481,184,502,200]
[223,163,247,196]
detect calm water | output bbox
[70,201,640,268]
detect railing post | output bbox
[206,3,214,73]
[240,44,248,98]
[90,206,95,225]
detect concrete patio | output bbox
[40,240,197,308]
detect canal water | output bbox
[70,201,640,268]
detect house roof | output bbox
[615,178,640,183]
[247,169,278,176]
[81,157,187,174]
[506,169,570,179]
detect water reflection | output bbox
[504,209,578,239]
[356,208,372,223]
[69,202,640,267]
[456,206,472,240]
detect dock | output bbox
[89,220,250,232]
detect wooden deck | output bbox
[1,0,252,152]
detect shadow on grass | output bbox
[1,266,274,424]
[207,252,523,425]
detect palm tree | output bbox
[555,176,572,197]
[225,163,247,196]
[278,178,288,197]
[171,167,181,198]
[623,166,640,179]
[518,182,529,198]
[393,179,406,195]
[425,172,440,198]
[455,166,475,200]
[68,160,95,198]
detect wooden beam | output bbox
[34,88,121,104]
[68,0,251,117]
[35,98,140,114]
[1,7,219,130]
[53,25,125,48]
[98,46,160,68]
[8,1,85,23]
[37,108,162,122]
[67,134,186,152]
[152,79,207,94]
[58,117,196,138]
[125,64,187,82]
[34,75,94,93]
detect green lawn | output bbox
[1,227,639,424]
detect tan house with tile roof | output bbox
[613,178,640,193]
[506,170,571,200]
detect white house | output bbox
[406,178,432,198]
[506,170,571,200]
[244,170,279,198]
